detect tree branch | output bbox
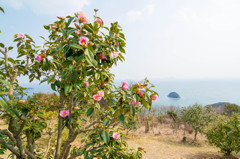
[0,139,20,157]
[0,129,16,145]
[1,48,12,80]
[24,148,37,159]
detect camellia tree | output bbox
[0,9,158,159]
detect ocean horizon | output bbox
[20,79,240,107]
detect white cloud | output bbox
[143,4,155,16]
[2,0,91,16]
[127,4,155,22]
[3,0,24,9]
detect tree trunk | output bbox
[194,130,198,141]
[225,149,232,156]
[145,118,149,133]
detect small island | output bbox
[167,92,180,98]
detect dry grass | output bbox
[126,125,240,159]
[1,120,240,159]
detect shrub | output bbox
[223,104,240,117]
[180,104,215,141]
[206,114,240,156]
[0,9,158,159]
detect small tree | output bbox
[223,104,240,117]
[206,114,240,156]
[0,9,158,159]
[180,104,215,141]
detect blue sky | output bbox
[1,0,240,81]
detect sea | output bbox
[20,79,240,107]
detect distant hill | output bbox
[206,102,231,108]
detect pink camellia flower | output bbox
[112,132,120,139]
[93,95,102,101]
[59,110,69,118]
[122,84,128,90]
[75,30,81,35]
[96,18,102,24]
[115,42,120,47]
[137,102,141,107]
[78,11,90,23]
[36,56,43,61]
[17,33,25,39]
[100,53,107,60]
[112,52,119,58]
[138,88,146,96]
[152,95,158,101]
[122,81,127,86]
[130,100,140,108]
[97,90,104,97]
[79,36,89,47]
[130,100,136,106]
[84,82,89,87]
[33,117,38,120]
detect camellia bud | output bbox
[116,33,119,37]
[18,99,27,103]
[57,16,64,20]
[90,42,94,46]
[41,52,47,58]
[72,60,76,64]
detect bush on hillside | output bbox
[206,114,240,156]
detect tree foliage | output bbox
[206,114,240,156]
[180,104,215,141]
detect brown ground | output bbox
[126,125,240,159]
[1,121,240,159]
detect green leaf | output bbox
[8,46,14,51]
[51,83,56,91]
[67,28,77,35]
[130,105,135,116]
[9,109,20,119]
[103,120,109,127]
[95,72,100,80]
[0,7,5,14]
[7,57,15,64]
[102,130,110,144]
[119,114,125,123]
[66,17,74,27]
[61,28,67,37]
[63,45,70,55]
[22,108,29,118]
[0,43,4,48]
[47,75,55,84]
[84,24,94,33]
[76,55,84,63]
[0,92,8,95]
[64,84,72,94]
[119,46,125,53]
[0,100,7,110]
[142,100,149,110]
[87,107,94,117]
[70,44,83,50]
[0,79,10,88]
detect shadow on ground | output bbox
[184,153,239,159]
